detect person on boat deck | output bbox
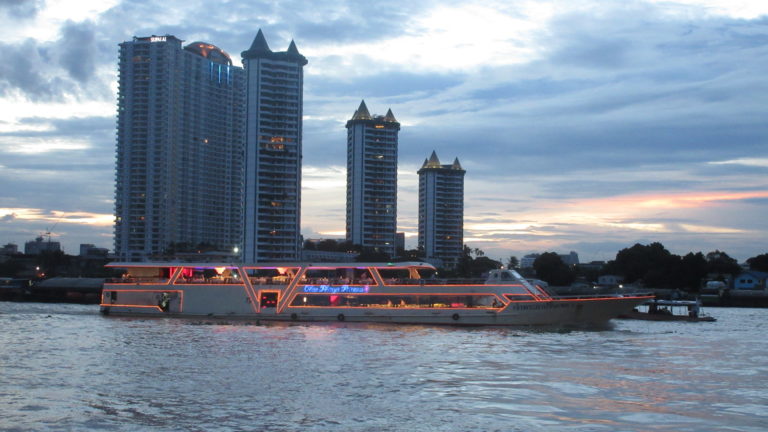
[399,298,406,307]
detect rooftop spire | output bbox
[352,99,372,120]
[285,39,308,65]
[250,29,271,52]
[451,157,463,170]
[287,40,299,55]
[384,108,397,123]
[425,150,442,168]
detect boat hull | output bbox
[100,283,649,326]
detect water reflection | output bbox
[1,304,767,431]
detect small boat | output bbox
[100,261,653,326]
[618,299,716,322]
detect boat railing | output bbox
[384,278,487,286]
[249,277,293,286]
[106,277,170,284]
[175,277,243,285]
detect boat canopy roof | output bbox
[105,261,437,270]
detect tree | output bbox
[603,242,679,288]
[469,256,502,277]
[506,256,519,269]
[316,239,340,252]
[705,250,741,276]
[677,252,708,291]
[533,252,575,286]
[355,247,390,262]
[397,248,423,261]
[747,253,768,272]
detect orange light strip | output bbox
[238,268,260,313]
[276,267,307,314]
[99,304,165,311]
[553,295,654,302]
[105,280,173,286]
[287,305,502,310]
[101,289,185,312]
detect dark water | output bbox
[1,302,766,432]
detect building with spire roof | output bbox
[241,29,307,263]
[345,100,400,258]
[418,151,466,269]
[114,35,245,261]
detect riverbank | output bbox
[0,277,102,304]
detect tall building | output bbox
[345,100,400,258]
[114,35,245,261]
[241,30,307,263]
[418,151,465,269]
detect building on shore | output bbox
[114,35,245,261]
[25,236,61,255]
[241,29,307,263]
[418,151,465,269]
[345,100,400,258]
[521,251,580,269]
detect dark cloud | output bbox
[0,21,113,102]
[0,39,69,100]
[0,0,42,19]
[58,21,99,83]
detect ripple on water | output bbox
[1,304,767,431]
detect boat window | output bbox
[113,266,173,284]
[504,294,535,302]
[174,266,244,285]
[244,267,298,285]
[302,267,372,285]
[260,292,278,308]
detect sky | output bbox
[0,0,766,264]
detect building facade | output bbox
[241,30,307,263]
[418,151,465,269]
[345,100,400,258]
[114,35,245,261]
[25,236,61,255]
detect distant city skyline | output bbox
[0,1,766,263]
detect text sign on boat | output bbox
[303,285,370,294]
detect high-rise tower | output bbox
[114,35,245,261]
[418,151,465,269]
[345,100,400,258]
[241,30,307,263]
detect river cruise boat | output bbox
[100,262,653,326]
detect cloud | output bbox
[58,21,99,83]
[0,0,43,19]
[0,0,766,260]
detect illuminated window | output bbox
[374,125,384,129]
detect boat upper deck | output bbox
[103,261,539,291]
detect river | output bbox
[1,302,766,431]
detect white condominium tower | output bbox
[418,151,465,269]
[241,30,307,263]
[345,100,400,258]
[114,35,245,261]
